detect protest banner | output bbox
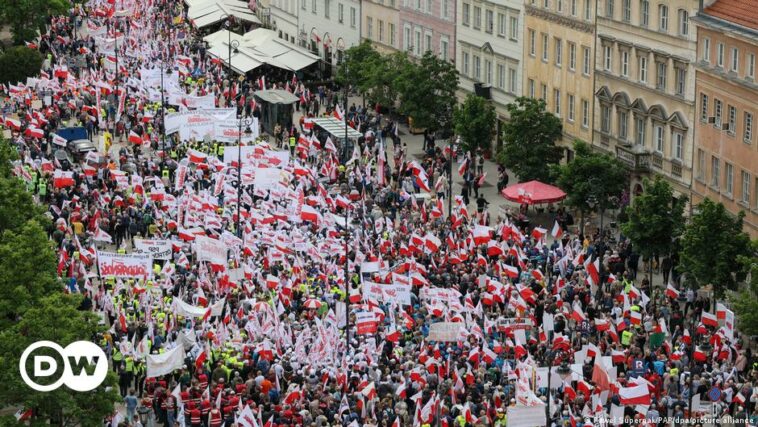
[133,239,172,260]
[146,345,185,378]
[427,322,464,342]
[97,251,153,278]
[356,312,378,335]
[506,405,546,427]
[194,235,228,265]
[362,281,412,306]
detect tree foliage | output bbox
[396,51,459,135]
[621,176,685,266]
[678,198,752,295]
[0,0,67,44]
[335,41,382,97]
[0,294,120,426]
[0,47,43,86]
[368,51,408,109]
[729,239,758,335]
[453,94,497,154]
[555,140,627,213]
[496,97,563,183]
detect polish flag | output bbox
[4,118,21,130]
[701,311,719,328]
[53,170,75,188]
[693,346,708,362]
[178,228,196,241]
[468,347,480,363]
[128,131,143,144]
[571,301,587,322]
[665,284,679,299]
[682,328,692,345]
[733,392,746,404]
[618,383,651,406]
[457,157,468,176]
[486,241,503,257]
[630,310,642,326]
[531,226,547,240]
[585,257,600,286]
[361,382,377,400]
[716,303,728,320]
[611,350,626,364]
[188,149,207,163]
[424,233,441,253]
[300,205,321,223]
[472,226,491,245]
[503,264,519,279]
[266,275,280,289]
[594,318,610,332]
[550,221,563,239]
[25,127,44,138]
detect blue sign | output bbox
[632,358,646,376]
[708,386,722,402]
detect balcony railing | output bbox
[652,153,663,169]
[616,145,650,172]
[671,162,682,177]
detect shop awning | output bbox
[311,117,363,139]
[187,0,261,28]
[203,28,319,73]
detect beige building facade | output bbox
[362,0,401,54]
[592,0,700,203]
[523,0,597,159]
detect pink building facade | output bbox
[398,0,456,62]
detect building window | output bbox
[731,48,739,72]
[427,0,432,13]
[742,171,751,204]
[485,60,492,84]
[635,116,646,145]
[440,36,448,60]
[541,83,547,101]
[338,3,344,21]
[654,124,664,153]
[486,10,494,33]
[528,79,535,97]
[640,0,649,26]
[415,30,421,55]
[748,54,756,79]
[621,51,629,77]
[711,156,720,187]
[389,23,396,46]
[717,43,724,67]
[675,68,686,96]
[745,112,753,143]
[725,162,734,195]
[714,99,722,127]
[325,0,330,17]
[555,38,562,66]
[473,6,481,29]
[367,17,373,38]
[462,3,470,25]
[639,56,648,82]
[606,0,614,18]
[301,0,305,10]
[697,149,705,180]
[557,0,563,12]
[673,132,683,159]
[554,89,561,116]
[312,0,316,13]
[571,0,577,16]
[583,47,591,75]
[378,20,384,42]
[659,5,668,31]
[510,17,518,40]
[542,34,549,62]
[498,64,505,89]
[700,93,709,122]
[544,0,549,7]
[622,0,631,22]
[678,9,688,35]
[582,99,589,128]
[473,55,481,79]
[656,61,667,90]
[498,13,506,36]
[601,105,611,133]
[528,29,536,56]
[350,7,356,27]
[703,37,711,63]
[604,45,612,70]
[618,111,628,140]
[462,52,469,75]
[585,0,592,19]
[442,0,449,18]
[569,43,576,70]
[509,68,517,93]
[728,105,737,135]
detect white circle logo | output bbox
[19,340,108,392]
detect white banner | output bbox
[133,239,172,260]
[361,281,412,306]
[97,251,153,278]
[146,345,186,378]
[165,108,236,136]
[214,118,259,143]
[174,297,226,318]
[194,235,228,264]
[182,94,216,109]
[506,406,547,427]
[427,322,464,342]
[223,145,289,166]
[254,167,285,191]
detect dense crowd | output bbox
[2,0,757,426]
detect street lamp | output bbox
[226,18,240,109]
[236,115,253,243]
[159,59,172,159]
[546,361,572,425]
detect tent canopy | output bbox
[203,28,319,74]
[187,0,261,29]
[501,180,567,205]
[311,117,363,139]
[254,90,299,104]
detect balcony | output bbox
[652,153,663,169]
[616,145,651,172]
[671,162,682,177]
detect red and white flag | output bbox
[550,221,563,239]
[665,284,679,299]
[701,311,718,328]
[618,383,651,406]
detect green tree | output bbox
[335,41,381,98]
[621,176,686,285]
[678,198,752,296]
[0,294,120,426]
[0,220,58,329]
[453,94,497,154]
[0,0,67,44]
[729,239,758,335]
[366,51,408,109]
[0,138,19,178]
[0,47,43,86]
[396,51,459,135]
[496,97,563,183]
[555,140,628,234]
[0,173,46,234]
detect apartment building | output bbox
[593,0,700,203]
[398,0,456,61]
[298,0,362,65]
[691,0,758,236]
[363,0,401,54]
[523,0,596,159]
[456,0,523,150]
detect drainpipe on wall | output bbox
[590,0,599,151]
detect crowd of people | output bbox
[2,0,757,425]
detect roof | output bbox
[254,89,299,104]
[187,0,261,28]
[203,29,319,74]
[703,0,758,32]
[311,117,363,139]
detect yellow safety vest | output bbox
[621,330,633,346]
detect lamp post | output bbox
[226,19,239,109]
[546,360,572,425]
[340,48,351,351]
[236,115,253,243]
[159,59,172,158]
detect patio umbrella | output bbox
[303,298,322,309]
[501,180,567,205]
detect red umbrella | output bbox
[303,299,322,309]
[501,180,566,205]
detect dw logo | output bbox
[19,341,108,392]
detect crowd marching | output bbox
[2,0,757,425]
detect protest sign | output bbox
[133,239,172,260]
[146,345,185,378]
[194,235,228,265]
[97,251,153,278]
[428,322,464,342]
